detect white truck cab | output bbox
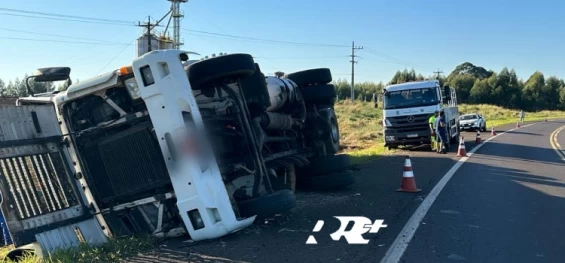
[381,80,459,149]
[1,49,348,258]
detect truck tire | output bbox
[318,107,340,154]
[187,53,256,90]
[286,68,332,87]
[240,63,271,112]
[482,122,487,132]
[296,170,355,191]
[237,190,296,219]
[300,154,352,176]
[301,84,337,105]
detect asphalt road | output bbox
[398,120,565,263]
[128,120,565,263]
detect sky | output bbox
[1,0,565,85]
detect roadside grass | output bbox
[335,100,565,164]
[0,236,154,263]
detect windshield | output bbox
[460,115,478,120]
[383,87,438,109]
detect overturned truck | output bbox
[0,50,353,256]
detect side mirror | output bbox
[32,67,71,82]
[26,67,71,97]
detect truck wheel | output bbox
[318,107,340,154]
[301,84,337,105]
[286,68,332,87]
[482,123,487,132]
[187,53,256,90]
[296,170,355,191]
[300,154,352,176]
[237,190,296,219]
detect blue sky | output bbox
[1,0,564,85]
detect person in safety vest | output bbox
[429,110,439,151]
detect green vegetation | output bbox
[335,100,565,164]
[0,236,154,263]
[333,62,565,112]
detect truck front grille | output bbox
[0,153,77,219]
[387,113,431,133]
[82,125,171,206]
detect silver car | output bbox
[458,113,487,132]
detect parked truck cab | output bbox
[381,80,459,150]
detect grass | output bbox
[335,100,565,164]
[0,236,154,263]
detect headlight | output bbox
[384,118,392,127]
[124,77,141,100]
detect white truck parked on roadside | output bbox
[380,80,459,150]
[0,50,353,259]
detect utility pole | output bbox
[137,16,158,53]
[350,41,363,101]
[433,69,443,80]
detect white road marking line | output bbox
[549,125,565,161]
[379,123,536,263]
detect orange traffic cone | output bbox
[396,156,421,193]
[516,122,520,128]
[456,136,468,157]
[491,126,497,136]
[475,130,482,144]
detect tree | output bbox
[0,78,5,96]
[446,62,493,82]
[522,71,545,111]
[448,74,475,102]
[469,79,491,103]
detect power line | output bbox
[363,48,418,69]
[0,27,130,44]
[253,56,348,59]
[183,29,349,48]
[0,7,134,24]
[350,41,363,101]
[97,38,138,75]
[0,7,351,49]
[0,36,133,45]
[0,13,133,26]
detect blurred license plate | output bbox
[407,134,418,138]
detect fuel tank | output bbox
[265,76,300,112]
